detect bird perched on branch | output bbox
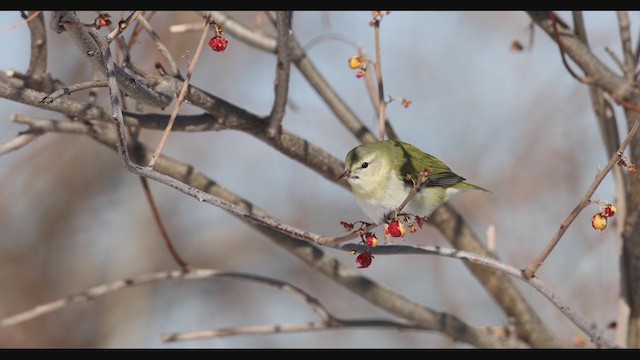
[338,140,489,225]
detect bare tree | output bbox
[0,10,636,348]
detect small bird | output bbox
[338,140,488,224]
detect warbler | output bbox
[338,140,488,224]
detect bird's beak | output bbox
[337,170,351,183]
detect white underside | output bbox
[353,173,462,224]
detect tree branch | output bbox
[136,13,180,78]
[52,11,173,109]
[523,116,640,279]
[267,11,292,138]
[147,12,212,168]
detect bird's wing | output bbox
[394,143,466,188]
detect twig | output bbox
[161,319,431,344]
[105,11,141,43]
[361,46,399,141]
[523,115,640,279]
[100,11,131,66]
[147,12,212,168]
[372,15,387,140]
[40,80,108,104]
[0,132,41,156]
[267,11,292,138]
[391,171,427,220]
[0,11,40,35]
[550,11,590,84]
[169,22,206,34]
[605,46,626,75]
[127,11,155,55]
[0,269,327,328]
[139,176,190,271]
[136,14,180,77]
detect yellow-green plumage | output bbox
[339,140,488,224]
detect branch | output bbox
[24,11,51,92]
[0,268,331,328]
[0,132,41,156]
[40,79,108,104]
[136,13,180,77]
[209,11,379,144]
[147,12,212,168]
[138,176,190,271]
[616,11,635,79]
[52,11,173,109]
[339,243,617,348]
[105,11,141,43]
[550,11,590,84]
[267,11,292,138]
[372,14,387,140]
[162,319,441,344]
[523,115,640,279]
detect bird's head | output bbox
[337,142,391,190]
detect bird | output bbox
[337,140,488,225]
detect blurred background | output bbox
[0,11,631,347]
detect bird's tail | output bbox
[455,181,491,193]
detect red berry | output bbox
[356,251,374,268]
[209,36,229,52]
[385,221,406,238]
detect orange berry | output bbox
[348,55,363,69]
[592,213,607,231]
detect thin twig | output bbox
[139,177,190,271]
[0,269,327,328]
[136,14,180,77]
[605,46,626,75]
[127,11,155,55]
[550,11,591,84]
[267,11,292,138]
[360,46,399,140]
[147,12,212,168]
[523,115,640,279]
[162,319,430,344]
[373,16,387,140]
[0,132,41,156]
[105,11,142,43]
[40,80,108,104]
[100,11,131,66]
[0,11,40,35]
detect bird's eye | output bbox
[361,162,369,169]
